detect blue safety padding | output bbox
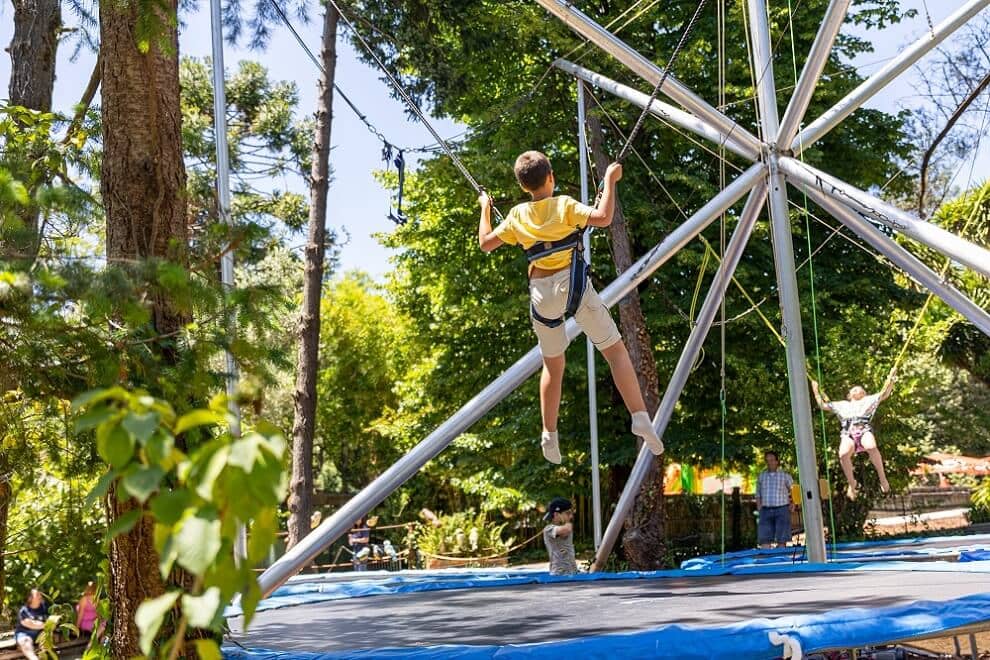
[225,559,990,618]
[681,533,990,570]
[223,591,990,659]
[960,549,990,562]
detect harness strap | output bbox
[528,229,590,328]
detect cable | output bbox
[617,0,710,163]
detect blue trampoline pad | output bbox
[681,533,990,570]
[225,562,990,659]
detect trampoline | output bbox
[225,536,990,659]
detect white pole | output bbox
[555,59,759,162]
[534,0,764,157]
[257,163,765,597]
[209,0,245,561]
[776,0,850,147]
[591,183,768,570]
[577,81,603,549]
[748,0,827,563]
[778,157,990,279]
[799,184,990,336]
[793,0,990,154]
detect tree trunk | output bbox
[3,0,61,260]
[585,103,667,570]
[100,0,188,654]
[0,476,10,616]
[287,5,339,550]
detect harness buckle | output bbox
[543,241,553,250]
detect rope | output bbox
[717,0,727,564]
[617,0,710,163]
[416,529,545,562]
[324,0,503,219]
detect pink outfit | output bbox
[77,597,97,632]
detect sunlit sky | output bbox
[2,1,986,278]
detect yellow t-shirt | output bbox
[493,195,595,271]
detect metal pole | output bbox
[577,81,602,549]
[257,163,765,597]
[776,0,850,147]
[209,0,245,561]
[555,60,759,162]
[591,183,768,570]
[799,183,990,336]
[792,0,990,154]
[535,0,764,157]
[748,0,826,563]
[778,157,990,279]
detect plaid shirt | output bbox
[756,469,793,508]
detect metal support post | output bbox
[535,0,764,156]
[577,81,603,549]
[555,59,758,162]
[799,183,990,336]
[592,183,768,570]
[777,0,850,146]
[748,0,826,562]
[257,164,765,597]
[778,157,990,279]
[793,0,990,153]
[209,0,245,561]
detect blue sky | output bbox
[2,1,987,278]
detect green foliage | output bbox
[414,510,514,559]
[74,388,287,657]
[970,478,990,524]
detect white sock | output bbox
[541,430,562,464]
[631,411,664,455]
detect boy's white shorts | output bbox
[530,268,622,358]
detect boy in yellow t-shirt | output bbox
[477,150,664,464]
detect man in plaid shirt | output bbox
[756,451,795,549]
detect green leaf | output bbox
[107,509,142,539]
[192,639,223,660]
[84,469,118,508]
[174,409,223,435]
[135,591,179,656]
[74,407,116,433]
[71,387,129,411]
[174,510,222,575]
[149,489,191,526]
[96,422,135,469]
[122,411,160,444]
[193,446,230,501]
[181,587,222,628]
[121,465,165,503]
[146,430,176,466]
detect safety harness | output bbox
[524,229,589,328]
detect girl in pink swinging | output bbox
[810,371,896,500]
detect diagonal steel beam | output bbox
[555,59,760,161]
[256,163,766,598]
[535,0,764,156]
[777,0,851,147]
[590,182,768,571]
[748,0,826,564]
[792,0,990,154]
[778,157,990,279]
[800,183,990,337]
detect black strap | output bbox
[530,241,590,328]
[524,231,584,262]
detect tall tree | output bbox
[287,4,339,549]
[586,105,665,570]
[3,0,61,260]
[100,0,187,653]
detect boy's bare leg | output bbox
[838,435,858,499]
[540,354,565,464]
[600,341,663,454]
[600,341,647,413]
[860,433,890,493]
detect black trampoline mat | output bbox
[229,569,990,653]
